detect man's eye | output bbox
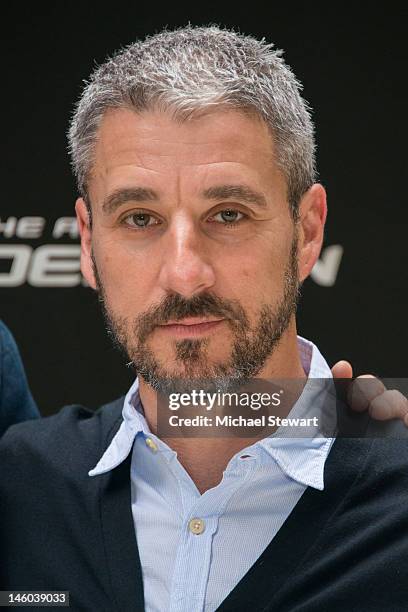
[210,209,245,224]
[123,213,159,228]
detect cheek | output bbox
[225,250,291,319]
[92,249,143,316]
[93,234,144,286]
[234,245,287,289]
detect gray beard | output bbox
[93,237,300,395]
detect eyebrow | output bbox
[102,187,159,214]
[101,183,269,215]
[202,184,268,209]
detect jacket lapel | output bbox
[216,437,373,611]
[99,451,145,611]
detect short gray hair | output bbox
[67,25,316,219]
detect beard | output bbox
[92,236,300,394]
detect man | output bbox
[1,26,408,611]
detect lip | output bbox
[157,318,225,337]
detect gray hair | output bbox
[67,25,316,220]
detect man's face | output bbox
[77,108,322,391]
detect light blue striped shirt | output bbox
[89,335,335,612]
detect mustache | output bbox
[136,292,249,342]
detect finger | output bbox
[347,375,386,412]
[369,390,408,422]
[331,360,353,379]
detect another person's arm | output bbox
[0,321,39,437]
[332,359,408,426]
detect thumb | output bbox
[331,360,353,379]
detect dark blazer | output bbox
[0,321,39,437]
[1,398,408,611]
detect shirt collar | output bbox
[258,336,335,490]
[88,378,145,476]
[89,335,335,490]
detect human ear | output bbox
[296,184,327,282]
[75,197,96,290]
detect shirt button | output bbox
[145,437,158,452]
[188,518,206,535]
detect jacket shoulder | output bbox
[0,396,125,475]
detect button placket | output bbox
[188,517,206,535]
[145,437,158,452]
[168,516,218,612]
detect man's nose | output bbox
[157,215,216,298]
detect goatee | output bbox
[92,236,300,394]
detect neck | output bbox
[137,323,305,494]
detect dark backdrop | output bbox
[1,5,407,416]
